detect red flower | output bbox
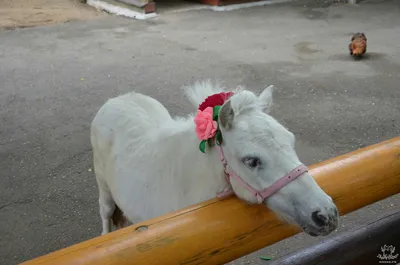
[198,92,234,111]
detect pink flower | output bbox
[194,107,218,140]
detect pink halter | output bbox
[193,91,308,203]
[215,145,309,203]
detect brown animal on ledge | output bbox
[349,32,367,60]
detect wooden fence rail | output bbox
[21,136,400,265]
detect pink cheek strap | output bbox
[215,146,309,203]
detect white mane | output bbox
[182,79,268,117]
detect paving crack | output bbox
[0,199,33,210]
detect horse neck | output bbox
[158,115,229,200]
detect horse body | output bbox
[91,80,339,236]
[91,83,228,233]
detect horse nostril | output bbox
[312,211,328,227]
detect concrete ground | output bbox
[1,0,399,264]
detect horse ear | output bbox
[219,100,234,130]
[258,85,274,113]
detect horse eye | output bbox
[242,156,262,169]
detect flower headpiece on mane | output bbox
[194,92,234,153]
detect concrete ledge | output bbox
[87,0,157,19]
[117,0,150,8]
[88,0,293,19]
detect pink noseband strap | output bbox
[215,146,309,203]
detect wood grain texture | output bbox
[20,137,400,265]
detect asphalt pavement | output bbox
[0,0,399,264]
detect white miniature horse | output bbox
[90,80,339,237]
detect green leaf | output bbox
[215,130,223,146]
[259,256,273,261]
[213,105,221,121]
[199,140,207,153]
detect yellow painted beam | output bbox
[21,136,400,265]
